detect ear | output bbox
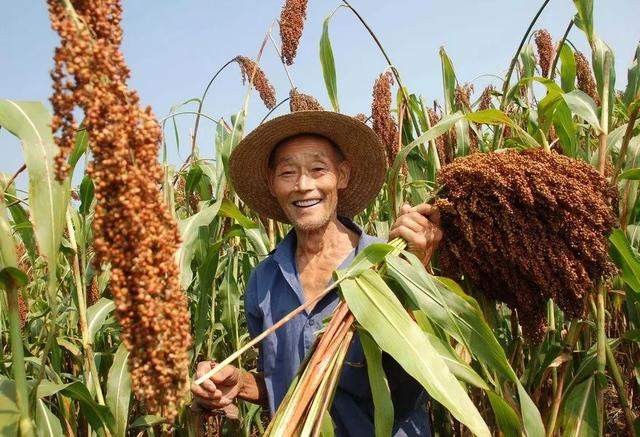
[337,160,351,190]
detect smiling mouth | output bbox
[292,198,322,208]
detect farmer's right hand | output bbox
[191,361,243,409]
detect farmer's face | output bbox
[268,135,350,231]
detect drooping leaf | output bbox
[106,344,131,437]
[86,298,115,339]
[341,269,490,436]
[609,229,640,294]
[360,330,393,437]
[0,100,70,294]
[624,44,640,108]
[320,13,339,112]
[562,90,601,132]
[35,400,63,437]
[572,0,594,44]
[561,376,599,436]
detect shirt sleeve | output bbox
[244,269,264,372]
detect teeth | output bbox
[294,199,321,207]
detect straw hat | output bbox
[229,110,387,223]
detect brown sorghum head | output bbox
[535,29,554,78]
[235,56,277,109]
[428,108,452,165]
[18,292,28,329]
[575,51,600,105]
[88,277,101,307]
[455,83,474,112]
[279,0,308,65]
[372,71,398,166]
[478,85,494,111]
[289,88,324,112]
[435,149,617,341]
[353,113,369,124]
[48,0,191,421]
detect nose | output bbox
[295,172,313,191]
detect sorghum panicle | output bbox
[236,56,277,109]
[353,113,368,124]
[454,83,474,112]
[435,149,617,341]
[279,0,308,65]
[535,29,554,78]
[372,71,399,166]
[428,108,452,165]
[575,50,600,105]
[48,0,191,421]
[289,88,324,112]
[478,85,494,111]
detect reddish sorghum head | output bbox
[575,50,600,105]
[279,0,308,65]
[289,88,324,112]
[235,56,277,109]
[435,149,617,340]
[372,71,399,167]
[48,0,191,421]
[535,29,554,78]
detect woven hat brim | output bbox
[229,111,387,223]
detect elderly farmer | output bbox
[191,111,442,435]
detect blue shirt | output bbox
[244,217,431,436]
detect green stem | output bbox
[6,281,34,437]
[341,0,421,136]
[494,0,552,149]
[597,53,612,175]
[594,289,606,435]
[605,342,637,433]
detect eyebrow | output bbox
[275,151,330,165]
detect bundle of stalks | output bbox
[265,302,354,436]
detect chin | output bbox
[289,212,333,232]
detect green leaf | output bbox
[86,298,115,339]
[553,101,578,157]
[624,44,640,108]
[560,43,577,92]
[0,267,27,289]
[341,269,490,436]
[561,376,599,436]
[129,415,164,428]
[335,242,396,281]
[562,90,601,132]
[385,253,544,437]
[320,13,339,112]
[592,37,616,111]
[177,197,223,289]
[439,47,457,114]
[609,229,640,293]
[0,100,70,294]
[106,344,131,437]
[35,399,63,437]
[572,0,594,44]
[0,378,20,436]
[487,391,521,437]
[360,330,393,437]
[60,382,115,432]
[619,168,640,180]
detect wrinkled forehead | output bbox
[268,133,346,168]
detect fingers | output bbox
[195,361,218,393]
[391,210,434,235]
[389,225,425,247]
[413,203,441,226]
[211,365,238,385]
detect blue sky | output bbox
[2,1,639,184]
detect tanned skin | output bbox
[190,134,442,410]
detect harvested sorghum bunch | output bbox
[235,56,277,109]
[48,0,191,421]
[435,149,617,340]
[478,85,494,111]
[279,0,308,65]
[535,29,554,78]
[575,51,600,105]
[372,71,399,166]
[289,87,324,111]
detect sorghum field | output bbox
[1,0,639,436]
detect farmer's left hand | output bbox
[389,203,443,266]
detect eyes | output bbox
[277,165,328,177]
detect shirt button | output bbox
[309,319,315,326]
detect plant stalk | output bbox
[6,280,34,437]
[605,342,637,432]
[597,53,612,176]
[594,289,606,435]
